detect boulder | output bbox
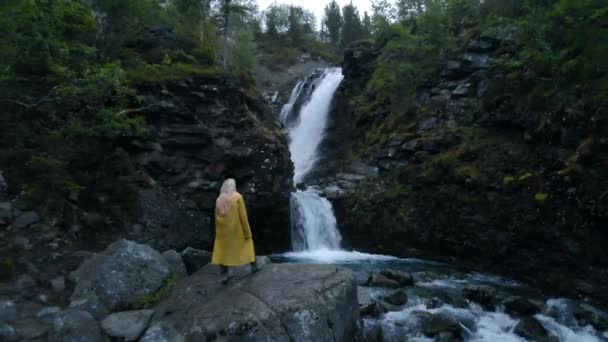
[0,323,17,341]
[15,274,36,297]
[383,290,408,306]
[161,250,187,276]
[360,302,386,318]
[574,303,608,331]
[416,312,463,338]
[142,263,359,341]
[180,247,212,274]
[48,309,104,342]
[464,284,497,309]
[50,276,65,292]
[503,297,542,317]
[101,310,154,341]
[0,300,18,322]
[11,318,50,340]
[380,269,414,286]
[70,239,171,313]
[514,317,550,340]
[12,211,39,230]
[367,273,401,288]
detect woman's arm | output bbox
[237,195,253,240]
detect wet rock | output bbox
[324,185,346,199]
[0,300,18,322]
[15,274,36,296]
[0,202,12,221]
[383,290,408,306]
[13,236,32,251]
[418,117,438,132]
[363,323,384,342]
[360,302,386,318]
[180,247,212,274]
[50,276,65,292]
[12,211,39,229]
[144,263,359,341]
[574,304,608,331]
[161,250,187,276]
[70,239,171,313]
[452,82,472,98]
[0,323,17,341]
[464,285,497,309]
[49,309,104,342]
[101,310,154,341]
[357,286,374,306]
[82,212,104,230]
[380,269,414,286]
[367,273,401,288]
[416,312,463,338]
[514,317,549,340]
[503,297,542,317]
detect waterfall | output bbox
[280,68,344,251]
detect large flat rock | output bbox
[142,263,360,341]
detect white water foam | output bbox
[283,248,398,263]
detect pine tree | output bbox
[322,0,343,47]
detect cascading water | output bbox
[280,68,344,252]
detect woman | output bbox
[211,178,259,284]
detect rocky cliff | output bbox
[321,29,608,306]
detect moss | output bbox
[535,193,549,204]
[503,176,516,187]
[518,173,535,182]
[558,155,582,176]
[133,274,178,309]
[384,185,411,200]
[0,257,16,280]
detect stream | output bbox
[276,68,608,341]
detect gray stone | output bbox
[360,302,386,318]
[0,202,12,221]
[37,307,61,318]
[69,292,108,320]
[70,239,171,313]
[143,263,359,342]
[574,303,608,331]
[418,117,438,132]
[363,323,383,342]
[367,273,401,288]
[15,274,36,295]
[161,250,187,276]
[50,276,65,292]
[13,236,32,251]
[324,185,345,199]
[180,247,212,274]
[383,290,408,306]
[0,300,18,322]
[514,317,549,340]
[503,297,542,317]
[101,310,154,341]
[49,309,104,342]
[464,284,497,309]
[418,312,463,338]
[0,322,18,341]
[82,212,104,230]
[380,269,414,286]
[452,82,472,97]
[12,211,39,229]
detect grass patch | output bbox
[133,274,178,309]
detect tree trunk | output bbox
[199,0,206,44]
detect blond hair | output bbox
[216,178,237,216]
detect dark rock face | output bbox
[143,263,360,341]
[133,76,293,253]
[514,317,551,341]
[503,297,543,317]
[325,27,608,307]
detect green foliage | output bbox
[134,274,178,309]
[126,62,222,83]
[384,185,411,200]
[535,193,549,204]
[231,31,256,70]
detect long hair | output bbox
[216,178,237,216]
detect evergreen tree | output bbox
[322,0,343,47]
[341,2,363,48]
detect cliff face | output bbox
[324,31,608,305]
[126,75,294,253]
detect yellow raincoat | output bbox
[211,193,256,266]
